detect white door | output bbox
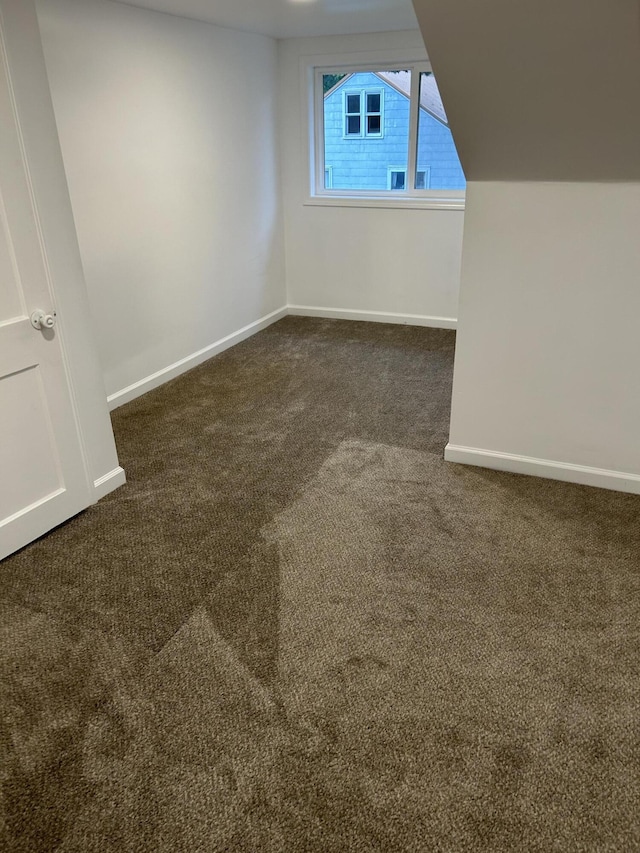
[0,25,92,561]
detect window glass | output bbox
[347,115,361,135]
[323,70,409,192]
[389,170,406,191]
[415,72,466,191]
[415,170,429,190]
[367,93,380,113]
[367,115,381,135]
[318,65,465,200]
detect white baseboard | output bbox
[445,444,640,495]
[287,305,457,330]
[107,306,288,410]
[93,466,127,501]
[106,305,455,412]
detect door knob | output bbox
[30,310,56,330]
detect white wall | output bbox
[278,31,464,326]
[2,0,121,505]
[37,0,286,402]
[447,181,640,492]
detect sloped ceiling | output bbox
[411,0,640,181]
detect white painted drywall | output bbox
[449,181,640,480]
[279,31,464,324]
[37,0,286,400]
[412,0,640,182]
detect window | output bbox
[343,89,384,138]
[345,92,362,136]
[313,63,465,205]
[388,169,406,191]
[365,91,382,136]
[416,169,430,190]
[324,166,333,189]
[388,168,430,191]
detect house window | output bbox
[343,89,384,138]
[365,92,382,136]
[388,168,430,191]
[324,166,333,189]
[388,169,406,191]
[314,64,465,204]
[345,92,362,136]
[416,169,430,190]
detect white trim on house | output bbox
[387,166,408,190]
[386,166,430,191]
[324,164,333,188]
[341,86,385,139]
[444,444,640,495]
[343,88,362,137]
[415,167,431,189]
[364,88,384,137]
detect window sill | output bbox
[304,194,466,211]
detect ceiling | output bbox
[111,0,419,39]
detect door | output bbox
[0,22,92,561]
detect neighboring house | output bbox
[323,71,466,191]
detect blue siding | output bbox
[324,72,465,191]
[416,110,466,191]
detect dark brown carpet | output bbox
[1,317,639,852]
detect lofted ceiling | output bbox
[111,0,419,39]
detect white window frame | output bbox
[364,89,384,138]
[343,90,364,137]
[415,167,431,190]
[387,167,408,191]
[388,167,430,191]
[309,57,465,211]
[324,165,333,189]
[342,88,384,139]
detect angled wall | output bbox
[412,0,640,182]
[413,0,640,492]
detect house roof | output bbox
[376,70,448,126]
[324,70,449,127]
